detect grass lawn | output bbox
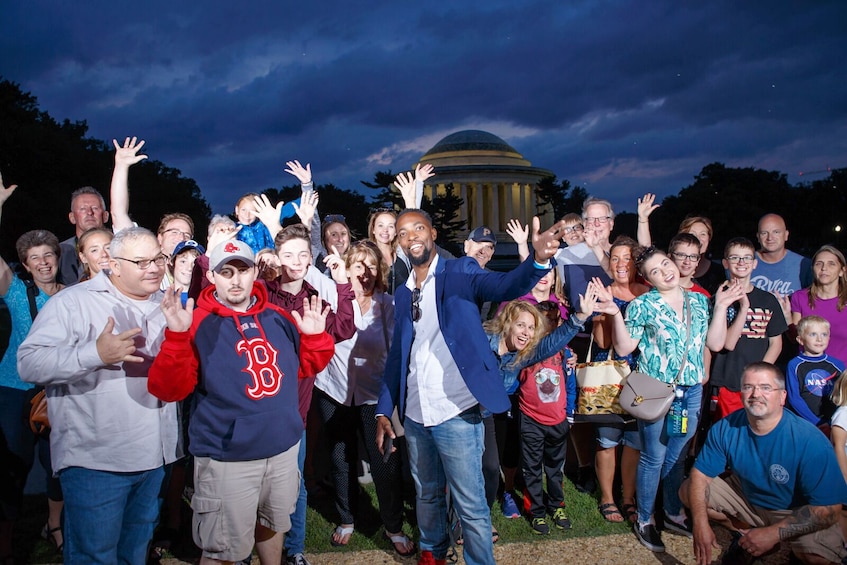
[16,476,632,563]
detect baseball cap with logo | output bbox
[208,240,255,272]
[172,239,206,258]
[468,226,497,246]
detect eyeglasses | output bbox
[162,228,193,240]
[563,225,584,234]
[672,251,701,263]
[324,214,347,225]
[411,288,422,322]
[583,216,612,225]
[726,255,755,264]
[113,255,167,270]
[740,384,782,394]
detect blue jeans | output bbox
[636,384,701,523]
[405,406,494,565]
[284,429,307,556]
[60,465,165,565]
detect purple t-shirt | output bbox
[790,289,847,363]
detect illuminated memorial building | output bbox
[414,129,555,269]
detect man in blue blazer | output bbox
[376,209,566,565]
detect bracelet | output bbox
[637,220,648,224]
[612,309,622,317]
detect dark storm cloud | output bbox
[1,0,845,215]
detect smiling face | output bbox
[741,367,786,421]
[561,222,585,246]
[277,238,312,282]
[532,270,555,297]
[685,222,711,254]
[756,214,789,254]
[582,203,614,243]
[371,212,396,245]
[349,256,379,296]
[397,212,437,268]
[813,250,846,287]
[610,245,636,284]
[235,197,257,225]
[670,242,701,278]
[505,311,537,352]
[797,322,830,357]
[109,235,165,300]
[158,218,193,256]
[23,244,59,286]
[464,239,495,269]
[172,250,198,287]
[323,222,350,256]
[640,252,680,292]
[79,232,113,276]
[723,244,757,280]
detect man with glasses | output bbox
[751,214,813,297]
[375,209,568,565]
[682,362,846,565]
[554,197,613,309]
[58,186,111,285]
[711,238,788,419]
[18,227,181,564]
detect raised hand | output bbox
[112,137,148,168]
[323,245,348,283]
[775,293,791,323]
[414,163,435,183]
[284,160,312,184]
[584,224,603,248]
[588,277,619,315]
[714,279,746,310]
[637,193,660,221]
[531,217,566,262]
[505,219,529,246]
[252,193,284,234]
[207,223,240,253]
[577,284,601,318]
[0,170,18,208]
[393,171,416,208]
[96,317,143,364]
[290,294,330,335]
[161,285,194,332]
[293,190,319,227]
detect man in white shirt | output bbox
[375,209,565,565]
[18,226,180,564]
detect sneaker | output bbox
[530,517,550,535]
[286,553,312,565]
[501,492,521,519]
[418,550,447,565]
[663,515,693,538]
[634,521,665,553]
[552,507,572,530]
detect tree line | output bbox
[1,78,843,262]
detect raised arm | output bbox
[723,290,748,350]
[394,171,417,210]
[636,193,659,247]
[707,281,746,352]
[252,194,284,240]
[589,278,640,356]
[505,219,530,262]
[0,173,19,295]
[110,137,148,232]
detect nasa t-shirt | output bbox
[695,409,847,510]
[787,354,844,423]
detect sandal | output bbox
[621,502,638,524]
[492,527,500,544]
[383,531,416,557]
[598,502,624,523]
[330,524,354,547]
[41,523,64,554]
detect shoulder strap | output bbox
[673,291,693,385]
[23,279,39,321]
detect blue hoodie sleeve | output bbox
[565,350,577,418]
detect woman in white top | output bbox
[312,240,415,556]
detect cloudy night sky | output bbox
[2,1,845,216]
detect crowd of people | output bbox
[1,138,846,565]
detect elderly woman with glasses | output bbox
[589,246,744,553]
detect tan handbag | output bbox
[575,336,629,418]
[29,389,50,436]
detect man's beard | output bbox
[409,245,433,267]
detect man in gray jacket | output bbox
[18,226,180,564]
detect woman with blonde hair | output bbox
[77,227,113,281]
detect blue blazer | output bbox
[377,255,552,420]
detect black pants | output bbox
[519,412,569,518]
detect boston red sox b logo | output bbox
[224,242,240,253]
[236,337,284,400]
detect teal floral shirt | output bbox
[624,289,711,386]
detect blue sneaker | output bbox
[501,492,520,519]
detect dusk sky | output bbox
[2,1,845,216]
